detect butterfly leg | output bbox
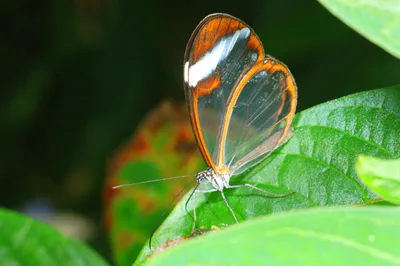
[195,188,218,193]
[190,188,217,228]
[192,192,197,231]
[195,188,239,223]
[226,183,294,197]
[220,190,239,224]
[185,185,206,231]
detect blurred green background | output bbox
[1,0,399,264]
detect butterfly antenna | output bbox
[149,179,197,250]
[112,174,195,189]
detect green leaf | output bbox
[318,0,400,59]
[134,86,400,265]
[356,155,400,204]
[145,207,400,266]
[0,208,109,266]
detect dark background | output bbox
[1,0,399,263]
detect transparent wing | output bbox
[224,59,297,175]
[184,14,297,174]
[183,14,265,172]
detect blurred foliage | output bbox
[104,101,204,265]
[0,208,109,266]
[1,0,400,264]
[356,155,400,204]
[319,0,400,59]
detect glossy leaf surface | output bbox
[146,207,400,266]
[135,86,400,265]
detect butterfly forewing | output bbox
[184,14,264,171]
[184,13,297,175]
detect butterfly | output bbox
[183,13,297,222]
[114,13,298,225]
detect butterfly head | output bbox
[196,167,231,191]
[196,167,215,184]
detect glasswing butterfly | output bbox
[115,13,297,225]
[183,13,297,221]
